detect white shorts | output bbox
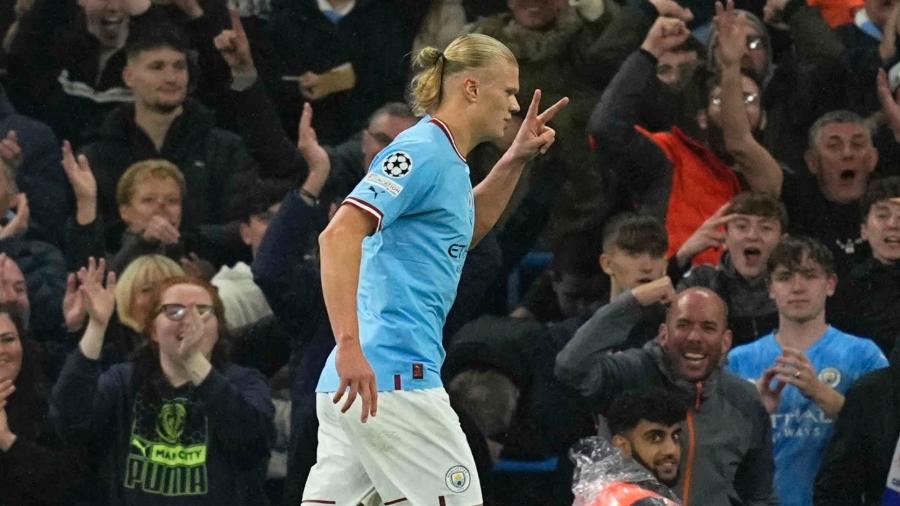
[301,388,483,506]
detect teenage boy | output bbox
[579,212,671,352]
[831,176,900,355]
[728,236,887,506]
[677,191,787,346]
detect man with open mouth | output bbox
[556,286,777,505]
[830,176,900,356]
[677,191,787,347]
[781,110,878,279]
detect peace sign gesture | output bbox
[506,90,569,164]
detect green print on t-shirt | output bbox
[124,393,209,496]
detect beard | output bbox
[632,450,680,487]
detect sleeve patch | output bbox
[380,151,414,178]
[364,172,404,197]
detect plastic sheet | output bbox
[570,436,681,506]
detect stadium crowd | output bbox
[0,0,899,503]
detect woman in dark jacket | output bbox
[51,273,275,505]
[0,305,88,505]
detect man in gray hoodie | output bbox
[555,287,777,506]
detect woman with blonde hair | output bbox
[63,255,184,369]
[305,33,567,505]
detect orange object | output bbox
[808,0,863,27]
[635,127,743,267]
[590,481,680,506]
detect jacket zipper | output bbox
[682,381,703,506]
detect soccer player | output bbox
[303,34,567,505]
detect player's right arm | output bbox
[319,205,379,422]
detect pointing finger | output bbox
[228,9,245,36]
[536,96,569,124]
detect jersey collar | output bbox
[429,117,466,163]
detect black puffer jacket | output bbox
[82,99,251,231]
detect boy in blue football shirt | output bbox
[303,33,567,505]
[728,236,887,506]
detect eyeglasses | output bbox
[157,303,214,321]
[709,93,760,106]
[747,36,765,51]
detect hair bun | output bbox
[414,46,443,71]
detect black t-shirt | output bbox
[781,172,868,278]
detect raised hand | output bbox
[676,203,736,265]
[640,16,691,59]
[142,215,180,245]
[0,194,29,240]
[714,0,748,69]
[213,10,255,75]
[631,276,676,306]
[506,90,568,163]
[176,306,205,360]
[333,342,378,423]
[0,378,15,450]
[0,131,22,171]
[297,102,331,189]
[63,272,87,332]
[61,141,97,204]
[79,257,117,328]
[756,367,787,414]
[649,0,694,22]
[878,69,900,142]
[772,347,820,398]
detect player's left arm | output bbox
[471,90,569,248]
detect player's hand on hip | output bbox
[506,89,569,163]
[333,341,378,422]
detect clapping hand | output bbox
[79,257,117,328]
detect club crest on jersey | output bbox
[817,367,841,388]
[445,465,471,492]
[381,151,413,178]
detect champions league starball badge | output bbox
[382,151,413,178]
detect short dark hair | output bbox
[607,388,688,437]
[726,191,788,230]
[860,176,900,223]
[602,213,668,257]
[766,236,834,276]
[227,173,291,223]
[125,23,190,62]
[807,110,870,148]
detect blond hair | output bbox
[409,33,517,116]
[115,159,186,207]
[115,255,185,332]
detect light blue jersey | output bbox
[727,326,888,506]
[317,117,475,393]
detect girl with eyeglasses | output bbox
[51,271,275,505]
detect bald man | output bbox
[556,283,777,506]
